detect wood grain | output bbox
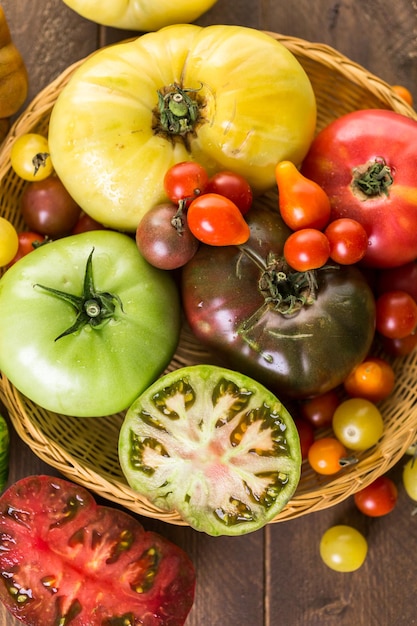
[0,1,417,624]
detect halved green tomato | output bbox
[119,365,301,536]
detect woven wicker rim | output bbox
[1,32,417,526]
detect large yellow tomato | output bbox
[48,25,316,230]
[62,0,218,31]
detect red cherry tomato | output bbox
[376,290,417,339]
[283,228,330,271]
[354,475,398,517]
[294,417,315,460]
[8,231,46,266]
[164,161,209,205]
[324,218,369,265]
[187,192,250,246]
[380,332,417,357]
[375,261,417,303]
[72,212,105,234]
[205,171,253,215]
[299,389,340,429]
[275,160,331,231]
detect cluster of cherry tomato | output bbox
[293,356,394,475]
[275,159,369,271]
[135,161,253,270]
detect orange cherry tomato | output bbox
[275,160,331,231]
[307,436,349,475]
[343,357,395,403]
[392,85,414,107]
[299,389,341,429]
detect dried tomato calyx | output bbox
[258,253,317,315]
[352,157,393,197]
[34,248,123,341]
[155,83,201,137]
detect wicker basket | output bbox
[1,33,417,525]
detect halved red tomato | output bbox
[0,475,196,626]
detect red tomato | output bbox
[380,332,417,357]
[299,389,340,429]
[307,437,349,475]
[164,161,209,205]
[283,228,330,271]
[375,261,417,303]
[294,417,315,460]
[324,218,368,265]
[205,170,253,215]
[72,212,105,234]
[8,230,46,265]
[301,109,417,268]
[275,160,331,230]
[354,475,398,517]
[0,475,196,626]
[376,290,417,339]
[187,192,250,246]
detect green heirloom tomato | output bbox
[62,0,218,31]
[119,365,301,536]
[48,24,316,230]
[0,231,180,417]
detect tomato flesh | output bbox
[0,475,196,626]
[119,364,301,536]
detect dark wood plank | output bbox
[1,0,99,107]
[263,0,417,102]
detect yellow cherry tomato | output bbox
[0,217,19,266]
[10,133,53,181]
[320,525,368,572]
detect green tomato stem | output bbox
[34,248,123,341]
[156,83,201,137]
[352,157,393,197]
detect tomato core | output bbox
[352,157,393,198]
[156,84,201,137]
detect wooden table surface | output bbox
[1,1,417,625]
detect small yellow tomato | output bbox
[320,525,368,572]
[0,217,19,266]
[10,133,53,181]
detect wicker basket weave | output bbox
[1,33,417,525]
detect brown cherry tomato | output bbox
[299,389,340,429]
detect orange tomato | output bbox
[307,437,349,475]
[275,160,331,231]
[392,85,414,107]
[343,357,395,403]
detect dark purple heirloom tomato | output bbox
[182,205,376,398]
